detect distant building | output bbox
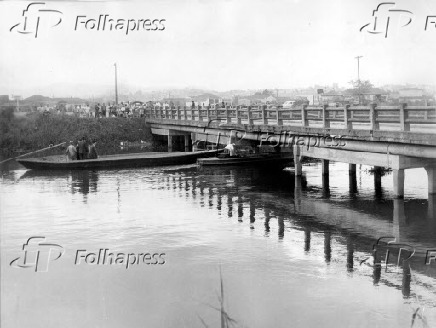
[0,95,10,105]
[398,88,424,98]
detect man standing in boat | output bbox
[65,141,77,161]
[88,140,98,159]
[76,137,87,160]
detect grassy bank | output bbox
[0,109,154,159]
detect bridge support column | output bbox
[374,166,382,198]
[425,166,436,194]
[349,164,357,194]
[322,159,329,176]
[393,169,405,199]
[167,135,173,152]
[293,145,302,176]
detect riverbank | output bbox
[0,110,153,160]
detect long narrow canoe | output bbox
[197,153,293,168]
[17,150,219,170]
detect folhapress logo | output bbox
[10,237,64,272]
[10,2,63,38]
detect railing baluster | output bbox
[301,105,308,127]
[322,104,329,128]
[399,103,409,131]
[276,106,282,126]
[370,103,378,131]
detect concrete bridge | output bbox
[144,104,436,198]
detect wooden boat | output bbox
[197,153,293,168]
[17,150,219,170]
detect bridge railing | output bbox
[145,104,436,132]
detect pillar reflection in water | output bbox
[294,175,303,212]
[304,228,311,252]
[428,194,436,220]
[249,199,256,224]
[191,178,197,200]
[227,195,233,218]
[264,208,271,235]
[393,199,406,242]
[346,238,354,272]
[217,190,222,213]
[208,187,214,208]
[372,250,382,285]
[402,261,411,298]
[324,232,332,263]
[278,215,284,240]
[237,194,243,222]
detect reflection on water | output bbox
[1,162,436,328]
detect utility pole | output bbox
[114,63,118,105]
[355,56,363,105]
[355,56,363,81]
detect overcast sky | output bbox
[1,0,435,97]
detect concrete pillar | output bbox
[293,145,302,176]
[374,166,382,198]
[349,169,357,194]
[322,159,329,176]
[184,134,191,152]
[426,167,436,194]
[322,175,330,198]
[167,135,173,152]
[393,169,405,199]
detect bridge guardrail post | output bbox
[183,106,187,120]
[322,104,329,128]
[176,106,181,120]
[276,106,282,126]
[344,104,352,129]
[206,106,210,121]
[262,105,267,125]
[236,106,241,124]
[226,105,231,123]
[399,103,409,131]
[198,106,203,122]
[247,106,253,125]
[370,103,379,130]
[301,105,308,127]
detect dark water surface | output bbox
[1,162,436,328]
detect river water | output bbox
[1,162,436,328]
